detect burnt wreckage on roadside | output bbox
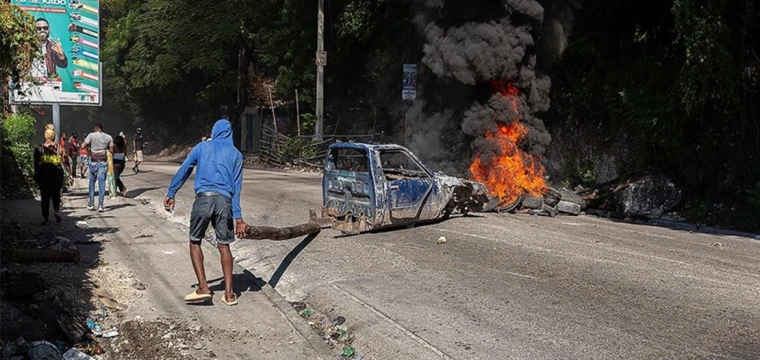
[320,142,585,234]
[321,143,490,234]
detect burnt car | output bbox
[322,142,490,234]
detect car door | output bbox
[377,149,434,222]
[323,147,376,220]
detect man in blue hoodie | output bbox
[164,118,248,306]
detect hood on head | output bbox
[211,119,233,143]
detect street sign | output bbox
[10,0,102,106]
[402,64,417,100]
[316,51,327,66]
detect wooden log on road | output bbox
[242,222,322,241]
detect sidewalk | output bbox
[5,179,331,359]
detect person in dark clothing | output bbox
[34,126,65,224]
[132,128,145,174]
[113,132,128,196]
[68,131,79,177]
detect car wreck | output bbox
[322,143,490,234]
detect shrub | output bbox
[280,137,319,165]
[1,113,37,198]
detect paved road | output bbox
[120,163,760,359]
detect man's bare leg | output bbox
[218,244,235,302]
[190,242,211,295]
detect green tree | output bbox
[0,2,40,115]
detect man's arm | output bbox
[232,155,244,220]
[166,146,200,199]
[81,134,90,150]
[232,154,247,237]
[108,136,114,153]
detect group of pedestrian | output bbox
[35,123,144,222]
[36,117,247,307]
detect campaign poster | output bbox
[10,0,101,106]
[402,64,417,101]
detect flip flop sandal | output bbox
[184,291,212,303]
[221,294,238,306]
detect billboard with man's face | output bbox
[10,0,101,106]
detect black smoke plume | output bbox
[408,0,576,176]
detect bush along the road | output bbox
[1,113,37,198]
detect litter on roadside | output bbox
[437,236,447,244]
[95,289,124,310]
[75,221,89,228]
[299,309,312,317]
[63,347,97,360]
[342,344,356,357]
[102,328,119,338]
[86,320,103,336]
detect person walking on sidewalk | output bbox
[132,127,145,174]
[113,131,129,196]
[78,136,89,179]
[68,131,79,178]
[82,123,113,212]
[164,119,248,306]
[33,126,66,224]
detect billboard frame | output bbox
[9,0,103,107]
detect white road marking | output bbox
[332,284,453,359]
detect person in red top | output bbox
[68,131,80,177]
[78,135,89,178]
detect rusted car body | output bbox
[322,143,489,234]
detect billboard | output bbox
[10,0,101,106]
[402,64,417,101]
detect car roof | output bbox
[327,142,410,152]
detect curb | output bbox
[120,193,336,360]
[259,283,337,360]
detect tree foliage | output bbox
[551,0,760,230]
[0,2,40,115]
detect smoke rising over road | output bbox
[409,0,578,176]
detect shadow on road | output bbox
[269,233,318,289]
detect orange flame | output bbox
[469,81,547,205]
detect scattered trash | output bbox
[86,320,103,336]
[131,279,147,290]
[102,328,119,338]
[292,302,307,312]
[63,347,97,360]
[342,344,356,357]
[27,341,61,359]
[53,340,70,353]
[75,221,89,228]
[333,316,346,326]
[299,309,312,317]
[437,236,447,244]
[135,233,154,238]
[3,337,26,358]
[95,289,124,310]
[75,342,104,356]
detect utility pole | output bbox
[315,0,325,141]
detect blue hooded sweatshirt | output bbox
[167,119,244,218]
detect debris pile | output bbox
[491,187,585,217]
[295,303,363,359]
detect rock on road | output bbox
[122,162,760,359]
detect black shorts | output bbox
[189,194,235,244]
